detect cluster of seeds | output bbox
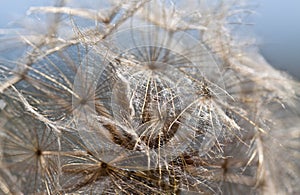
[0,0,299,194]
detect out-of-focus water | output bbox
[0,0,299,80]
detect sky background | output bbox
[0,0,299,80]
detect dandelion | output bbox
[0,0,299,194]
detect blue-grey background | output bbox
[0,0,299,80]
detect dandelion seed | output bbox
[0,109,60,194]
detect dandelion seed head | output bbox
[0,0,299,194]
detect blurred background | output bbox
[0,0,299,80]
[254,0,300,80]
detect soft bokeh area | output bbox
[255,0,300,80]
